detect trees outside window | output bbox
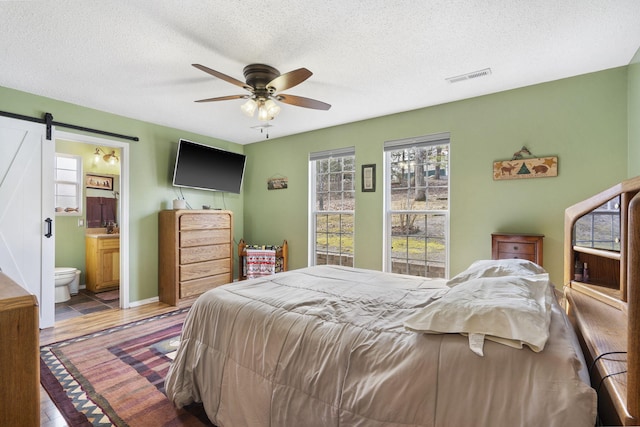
[384,135,449,278]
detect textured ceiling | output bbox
[1,1,639,144]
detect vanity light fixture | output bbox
[94,147,119,165]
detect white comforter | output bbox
[165,265,596,427]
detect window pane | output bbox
[56,183,76,196]
[56,169,77,182]
[56,156,77,170]
[311,151,355,268]
[574,196,621,251]
[55,154,82,215]
[386,140,449,278]
[56,195,78,210]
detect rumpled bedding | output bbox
[405,260,554,356]
[165,264,596,427]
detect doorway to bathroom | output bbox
[53,131,129,323]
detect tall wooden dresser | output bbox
[0,273,39,426]
[159,209,233,306]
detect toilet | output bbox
[55,267,80,303]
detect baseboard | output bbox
[128,296,159,308]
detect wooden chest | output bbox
[159,210,233,306]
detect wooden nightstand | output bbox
[491,233,544,266]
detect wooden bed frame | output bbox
[564,176,640,426]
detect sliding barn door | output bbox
[0,116,55,328]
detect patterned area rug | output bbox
[40,308,214,426]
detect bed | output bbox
[165,261,597,426]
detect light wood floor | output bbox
[40,302,184,426]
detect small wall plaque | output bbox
[267,177,288,190]
[493,148,558,181]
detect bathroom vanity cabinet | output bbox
[85,234,120,292]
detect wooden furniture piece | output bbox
[159,209,233,306]
[564,175,640,426]
[238,239,288,280]
[0,273,39,427]
[85,234,120,292]
[491,233,544,266]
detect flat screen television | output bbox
[172,139,246,194]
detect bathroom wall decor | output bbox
[86,174,113,190]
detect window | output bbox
[573,196,621,251]
[309,147,355,266]
[55,153,82,215]
[384,133,450,278]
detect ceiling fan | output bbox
[192,63,331,121]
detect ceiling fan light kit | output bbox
[193,63,330,122]
[241,98,281,121]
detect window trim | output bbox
[308,147,356,266]
[383,133,450,277]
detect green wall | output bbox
[0,63,636,302]
[243,67,631,286]
[0,86,245,302]
[629,46,640,178]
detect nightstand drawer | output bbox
[496,242,535,255]
[497,251,537,263]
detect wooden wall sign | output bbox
[493,156,558,180]
[267,177,288,190]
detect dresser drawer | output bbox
[180,258,231,282]
[180,213,231,230]
[180,229,230,247]
[180,274,231,298]
[180,244,231,264]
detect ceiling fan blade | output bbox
[195,94,248,103]
[192,64,252,91]
[267,68,312,92]
[276,94,331,110]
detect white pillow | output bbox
[404,274,553,356]
[446,259,547,287]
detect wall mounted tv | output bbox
[172,139,246,194]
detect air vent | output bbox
[446,68,492,83]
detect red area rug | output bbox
[40,308,214,426]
